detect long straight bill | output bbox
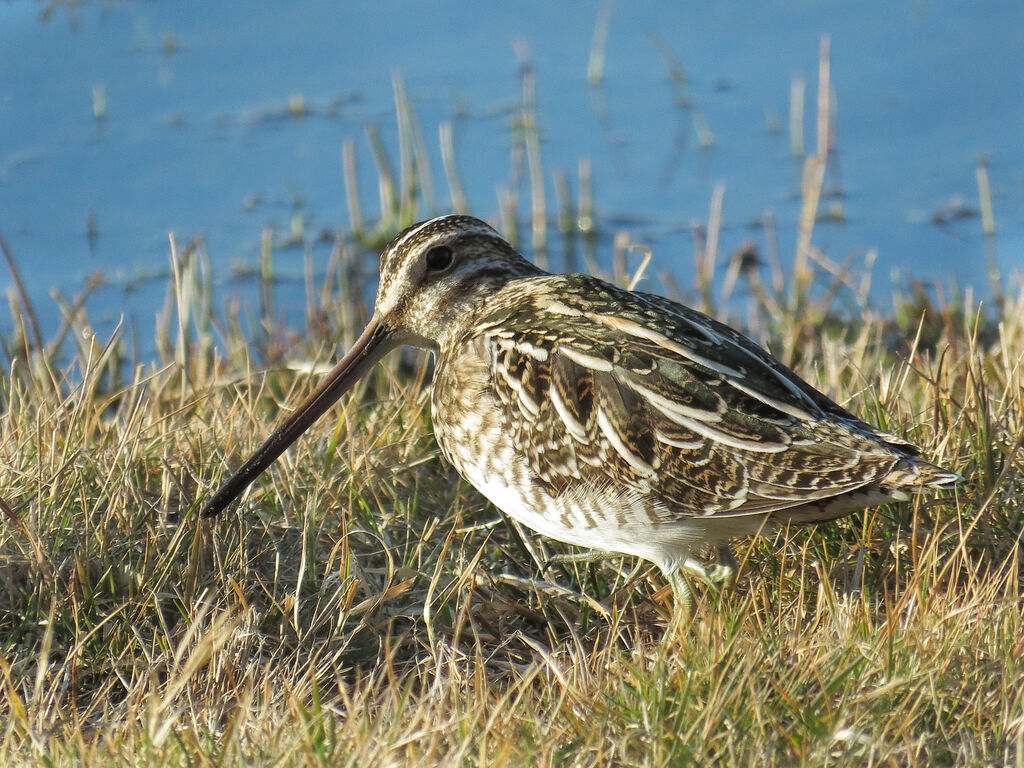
[201,317,394,518]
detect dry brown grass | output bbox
[1,217,1021,765]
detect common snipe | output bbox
[202,215,960,610]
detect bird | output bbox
[201,214,961,612]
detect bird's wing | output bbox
[476,274,915,518]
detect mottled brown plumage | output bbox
[202,214,961,608]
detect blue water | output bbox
[1,1,1022,346]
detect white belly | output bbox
[449,434,706,573]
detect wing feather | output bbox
[478,274,922,519]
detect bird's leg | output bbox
[666,570,693,621]
[706,544,738,590]
[678,556,718,589]
[678,545,738,592]
[664,549,734,629]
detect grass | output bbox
[2,44,1023,768]
[2,207,1022,768]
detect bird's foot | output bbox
[666,545,740,622]
[705,545,738,590]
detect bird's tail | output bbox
[886,457,963,492]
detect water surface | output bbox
[1,1,1021,345]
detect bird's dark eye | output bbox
[425,245,454,272]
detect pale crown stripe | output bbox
[391,217,436,252]
[392,216,496,253]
